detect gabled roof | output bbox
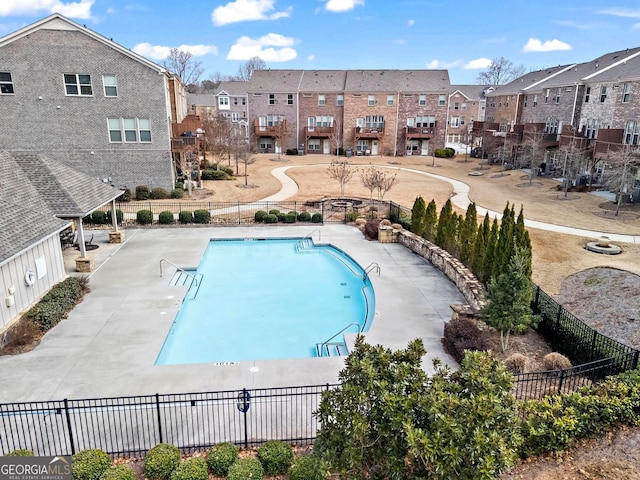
[344,69,450,93]
[215,81,249,96]
[0,13,166,74]
[298,70,348,92]
[248,70,305,93]
[187,93,217,106]
[0,151,123,265]
[582,47,640,82]
[488,65,574,96]
[450,85,493,100]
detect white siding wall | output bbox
[0,235,66,330]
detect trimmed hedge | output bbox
[201,169,230,181]
[297,211,311,222]
[254,210,268,222]
[311,213,323,224]
[149,188,170,200]
[118,188,132,202]
[170,458,208,480]
[158,211,174,225]
[72,449,110,480]
[178,211,193,224]
[288,454,326,480]
[105,209,124,224]
[144,444,181,480]
[99,465,135,480]
[226,458,263,480]
[264,214,278,224]
[206,442,239,476]
[137,209,153,225]
[7,449,35,456]
[26,277,88,331]
[91,210,107,225]
[193,209,210,224]
[171,188,184,199]
[135,185,149,200]
[257,440,293,475]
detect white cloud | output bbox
[407,19,414,27]
[464,58,492,69]
[426,59,462,69]
[133,43,218,60]
[211,0,291,26]
[596,7,640,18]
[634,22,640,29]
[227,33,297,62]
[523,38,572,52]
[324,0,365,13]
[307,54,315,61]
[0,0,94,19]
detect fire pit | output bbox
[585,236,622,255]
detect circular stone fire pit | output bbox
[585,236,622,255]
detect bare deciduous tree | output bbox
[162,48,203,91]
[329,119,343,158]
[327,160,354,196]
[239,152,257,187]
[477,57,527,85]
[521,124,547,185]
[360,167,400,200]
[236,56,266,81]
[270,117,291,160]
[377,170,399,200]
[601,145,640,215]
[200,113,232,168]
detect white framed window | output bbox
[318,94,325,106]
[623,83,632,103]
[438,95,446,106]
[259,138,272,150]
[315,115,333,127]
[356,139,369,152]
[108,118,151,143]
[368,95,375,106]
[450,116,460,128]
[308,139,321,150]
[287,94,294,105]
[242,97,246,105]
[218,96,230,109]
[231,112,239,122]
[416,116,435,128]
[533,94,538,107]
[406,117,415,127]
[554,88,561,104]
[600,86,607,102]
[461,102,467,110]
[336,94,343,106]
[0,72,14,94]
[585,118,600,139]
[234,97,238,105]
[64,74,92,96]
[365,115,383,128]
[356,118,363,128]
[419,94,427,106]
[624,120,640,145]
[544,89,550,104]
[103,75,117,97]
[544,116,559,134]
[454,102,459,110]
[524,95,528,107]
[585,87,591,103]
[387,94,394,106]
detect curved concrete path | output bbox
[265,164,640,245]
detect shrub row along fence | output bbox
[89,199,408,227]
[512,286,639,400]
[0,385,336,457]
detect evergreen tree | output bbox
[471,214,490,282]
[459,202,478,267]
[494,202,515,280]
[423,199,438,242]
[483,217,499,285]
[435,199,455,251]
[482,247,538,351]
[514,205,533,278]
[410,196,427,236]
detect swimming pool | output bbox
[155,238,375,365]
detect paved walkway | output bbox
[268,164,640,245]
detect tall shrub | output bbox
[410,196,426,236]
[422,199,438,242]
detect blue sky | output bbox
[1,1,640,84]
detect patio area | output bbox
[0,225,464,403]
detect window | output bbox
[461,103,467,110]
[269,94,275,105]
[544,89,550,104]
[585,87,591,102]
[623,83,632,103]
[218,96,229,108]
[287,94,294,105]
[454,102,459,110]
[242,97,246,105]
[554,88,561,104]
[438,95,446,106]
[365,115,383,128]
[231,112,239,122]
[533,94,538,107]
[356,139,369,152]
[461,116,465,126]
[308,139,321,150]
[450,117,460,128]
[318,94,325,106]
[406,117,415,127]
[103,75,117,97]
[266,114,282,126]
[234,97,238,105]
[524,95,528,108]
[336,94,344,106]
[416,116,435,128]
[64,74,92,95]
[387,94,394,106]
[108,118,151,143]
[315,115,333,127]
[544,116,559,135]
[368,95,375,106]
[624,120,640,145]
[0,72,14,94]
[600,86,607,102]
[259,139,272,150]
[585,119,600,139]
[419,94,427,106]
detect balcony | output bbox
[406,126,436,139]
[593,129,625,157]
[354,126,384,138]
[254,118,287,136]
[304,126,334,138]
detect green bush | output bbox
[118,188,132,202]
[7,448,35,456]
[137,209,153,225]
[149,188,170,200]
[105,209,124,224]
[221,166,234,176]
[345,211,359,222]
[178,211,193,224]
[26,277,87,331]
[434,148,456,158]
[206,442,239,476]
[99,465,135,480]
[175,180,185,190]
[170,458,207,480]
[143,444,181,480]
[135,185,149,200]
[171,188,184,199]
[72,449,111,480]
[254,210,268,222]
[257,440,293,475]
[201,169,230,180]
[297,211,311,222]
[91,210,107,225]
[193,209,210,224]
[264,214,278,224]
[158,211,174,225]
[288,454,326,480]
[226,458,263,480]
[283,213,297,223]
[311,213,323,224]
[268,209,280,216]
[276,212,287,222]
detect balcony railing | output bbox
[354,126,384,136]
[304,126,334,137]
[406,126,436,138]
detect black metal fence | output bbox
[0,385,336,457]
[92,199,408,227]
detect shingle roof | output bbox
[298,70,347,92]
[0,151,123,265]
[215,81,249,96]
[344,69,450,93]
[488,65,574,95]
[248,70,304,93]
[186,93,217,106]
[451,84,494,100]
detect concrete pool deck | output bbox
[0,225,464,403]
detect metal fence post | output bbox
[155,394,164,444]
[242,389,249,449]
[63,399,76,455]
[557,370,565,396]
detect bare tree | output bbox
[327,160,354,196]
[477,57,527,85]
[329,119,343,158]
[360,167,380,201]
[376,170,399,200]
[270,117,292,160]
[239,152,257,187]
[200,113,232,168]
[558,139,589,198]
[163,48,203,90]
[521,124,547,185]
[601,145,640,215]
[236,56,266,81]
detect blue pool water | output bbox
[155,238,375,365]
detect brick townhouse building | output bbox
[0,13,178,191]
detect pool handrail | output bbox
[316,321,361,357]
[305,229,321,242]
[364,262,381,278]
[159,258,201,298]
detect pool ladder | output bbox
[363,262,381,279]
[316,321,361,357]
[160,258,203,300]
